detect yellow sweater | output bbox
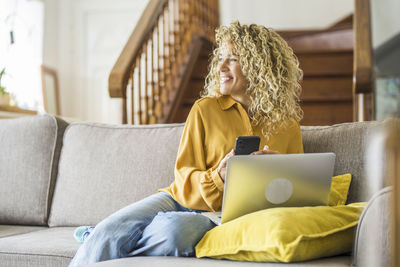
[159,95,304,211]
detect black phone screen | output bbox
[234,136,261,155]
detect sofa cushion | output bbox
[328,174,352,206]
[0,225,47,238]
[84,255,351,267]
[0,227,78,267]
[301,118,399,203]
[0,115,68,225]
[195,203,365,262]
[49,122,184,226]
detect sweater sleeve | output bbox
[172,102,224,211]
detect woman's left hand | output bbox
[250,145,280,155]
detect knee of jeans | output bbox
[89,215,124,242]
[151,212,214,256]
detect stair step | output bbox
[301,101,353,126]
[329,14,353,30]
[295,49,353,55]
[301,77,352,101]
[287,28,353,52]
[298,52,353,76]
[279,14,352,41]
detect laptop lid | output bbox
[221,152,336,224]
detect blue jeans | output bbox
[68,192,215,267]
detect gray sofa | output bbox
[0,114,394,267]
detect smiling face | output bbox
[217,43,250,108]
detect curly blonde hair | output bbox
[201,21,303,139]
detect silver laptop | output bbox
[202,153,336,225]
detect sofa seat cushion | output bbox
[0,115,68,225]
[0,225,47,238]
[84,255,351,267]
[0,227,78,267]
[49,122,184,226]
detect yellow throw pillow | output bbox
[196,202,365,263]
[328,174,352,206]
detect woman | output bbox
[69,21,303,266]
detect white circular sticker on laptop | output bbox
[265,178,293,204]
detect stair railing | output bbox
[108,0,219,124]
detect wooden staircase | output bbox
[169,38,212,122]
[109,0,373,126]
[108,0,218,124]
[280,15,354,126]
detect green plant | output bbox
[0,68,7,95]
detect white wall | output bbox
[219,0,354,30]
[43,0,59,69]
[371,0,400,48]
[43,0,149,123]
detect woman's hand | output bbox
[250,145,280,155]
[217,146,279,182]
[217,149,235,182]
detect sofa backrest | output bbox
[301,118,398,203]
[48,122,185,227]
[0,115,68,225]
[47,118,397,226]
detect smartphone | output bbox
[234,136,261,155]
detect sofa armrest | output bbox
[352,186,393,267]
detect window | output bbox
[0,0,44,110]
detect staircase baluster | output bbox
[122,87,127,124]
[195,1,200,33]
[136,50,142,124]
[182,0,188,60]
[170,0,177,80]
[155,22,161,121]
[160,13,165,118]
[181,0,187,63]
[130,67,134,124]
[175,0,181,68]
[208,0,213,38]
[183,0,190,55]
[162,9,169,104]
[150,31,155,124]
[161,13,168,107]
[144,39,149,124]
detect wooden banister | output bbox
[353,0,373,95]
[109,0,167,98]
[353,0,374,121]
[109,0,219,124]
